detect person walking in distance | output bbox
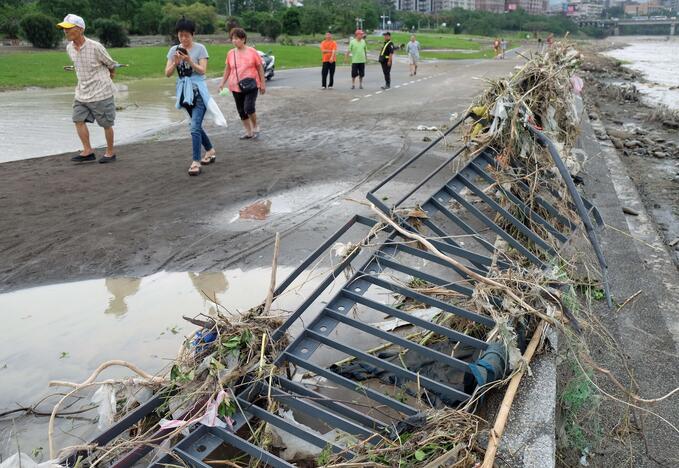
[379,31,394,90]
[57,14,118,164]
[500,38,507,59]
[320,31,337,89]
[346,29,367,90]
[164,17,217,176]
[219,28,266,140]
[406,34,420,76]
[493,37,500,59]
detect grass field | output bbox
[0,44,323,90]
[0,31,512,90]
[365,31,484,50]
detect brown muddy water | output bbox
[0,78,185,163]
[0,256,416,459]
[0,266,310,457]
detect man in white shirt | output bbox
[57,14,118,163]
[405,35,420,77]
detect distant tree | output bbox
[37,0,91,21]
[162,2,218,35]
[133,1,162,35]
[92,18,130,47]
[300,6,331,35]
[258,16,282,40]
[90,0,142,21]
[281,8,301,35]
[241,10,270,32]
[19,12,62,48]
[225,15,240,33]
[0,2,38,39]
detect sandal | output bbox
[201,149,216,164]
[188,162,201,176]
[239,134,253,140]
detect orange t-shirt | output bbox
[320,40,337,63]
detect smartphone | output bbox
[176,47,188,56]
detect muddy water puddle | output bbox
[0,79,182,163]
[0,267,312,410]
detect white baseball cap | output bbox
[57,14,86,30]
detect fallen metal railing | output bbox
[66,115,605,467]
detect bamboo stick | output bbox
[481,321,546,468]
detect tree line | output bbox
[0,0,586,49]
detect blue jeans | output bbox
[187,92,213,162]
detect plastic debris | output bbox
[91,384,117,430]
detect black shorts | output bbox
[351,63,365,78]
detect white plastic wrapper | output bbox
[91,384,117,430]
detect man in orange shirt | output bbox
[320,31,337,89]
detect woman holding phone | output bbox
[164,17,216,176]
[218,28,266,140]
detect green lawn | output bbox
[0,32,511,91]
[366,32,483,50]
[0,44,323,90]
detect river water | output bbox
[604,36,679,111]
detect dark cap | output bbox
[382,31,391,36]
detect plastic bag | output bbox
[206,98,227,127]
[570,74,584,95]
[91,384,117,430]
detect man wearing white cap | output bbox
[57,14,118,163]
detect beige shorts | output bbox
[72,96,116,128]
[408,54,418,65]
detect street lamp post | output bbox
[380,14,387,31]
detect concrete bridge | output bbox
[575,17,677,35]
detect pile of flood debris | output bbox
[19,42,604,468]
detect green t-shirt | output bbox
[348,38,367,64]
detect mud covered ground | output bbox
[0,61,522,294]
[552,43,679,468]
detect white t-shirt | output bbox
[406,40,421,58]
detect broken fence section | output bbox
[66,114,604,467]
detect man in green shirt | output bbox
[345,29,367,90]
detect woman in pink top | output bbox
[218,28,266,139]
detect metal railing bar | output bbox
[262,384,377,439]
[456,172,556,255]
[468,160,568,243]
[276,377,389,430]
[443,184,546,267]
[360,275,495,328]
[341,290,488,349]
[283,352,418,416]
[367,113,470,199]
[235,397,350,456]
[211,427,296,468]
[323,308,471,373]
[392,145,468,208]
[372,254,475,297]
[303,329,470,403]
[426,198,497,254]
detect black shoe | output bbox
[381,85,390,90]
[71,153,96,162]
[99,154,116,164]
